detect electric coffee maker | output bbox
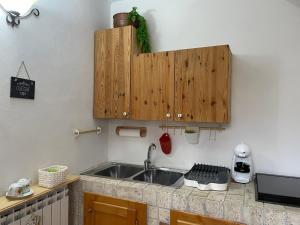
[231,143,254,183]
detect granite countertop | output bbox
[69,175,300,225]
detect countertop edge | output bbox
[0,175,80,214]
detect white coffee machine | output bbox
[231,143,254,183]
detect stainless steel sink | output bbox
[81,162,185,188]
[82,163,144,179]
[132,168,184,188]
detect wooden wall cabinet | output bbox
[170,210,244,225]
[131,51,175,121]
[175,45,231,123]
[84,193,147,225]
[94,26,231,123]
[94,26,137,119]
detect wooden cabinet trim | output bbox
[170,210,245,225]
[92,201,132,218]
[176,221,199,225]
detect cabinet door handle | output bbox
[166,113,171,118]
[123,112,128,117]
[177,113,183,118]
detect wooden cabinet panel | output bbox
[131,51,175,120]
[94,26,136,119]
[175,45,231,123]
[84,193,146,225]
[94,26,231,123]
[170,210,244,225]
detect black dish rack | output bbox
[184,164,230,190]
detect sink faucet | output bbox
[144,143,156,170]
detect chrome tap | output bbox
[144,143,156,170]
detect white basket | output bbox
[185,132,200,144]
[38,165,68,188]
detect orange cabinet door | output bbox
[131,51,175,121]
[94,26,136,119]
[170,210,244,225]
[174,45,231,123]
[84,193,146,225]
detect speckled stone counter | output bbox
[69,175,300,225]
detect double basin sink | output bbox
[82,162,184,188]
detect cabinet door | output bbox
[175,45,231,123]
[94,26,135,119]
[170,210,244,225]
[131,51,175,120]
[84,193,146,225]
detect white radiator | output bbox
[0,188,69,225]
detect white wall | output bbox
[0,0,110,194]
[109,0,300,176]
[1,0,300,195]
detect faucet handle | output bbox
[149,143,156,150]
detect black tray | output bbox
[184,164,230,185]
[256,173,300,207]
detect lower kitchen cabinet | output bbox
[84,193,147,225]
[170,210,244,225]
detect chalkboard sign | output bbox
[10,77,35,99]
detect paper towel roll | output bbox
[116,126,147,137]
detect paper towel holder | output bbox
[116,126,147,137]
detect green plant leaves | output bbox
[128,7,151,53]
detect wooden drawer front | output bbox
[170,210,244,225]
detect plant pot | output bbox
[185,132,200,144]
[113,13,129,28]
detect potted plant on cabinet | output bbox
[128,7,151,53]
[113,7,151,53]
[113,12,130,28]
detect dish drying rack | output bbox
[184,164,231,191]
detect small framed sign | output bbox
[10,77,35,99]
[10,61,35,100]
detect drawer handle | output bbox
[123,112,128,117]
[166,113,171,118]
[177,113,183,118]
